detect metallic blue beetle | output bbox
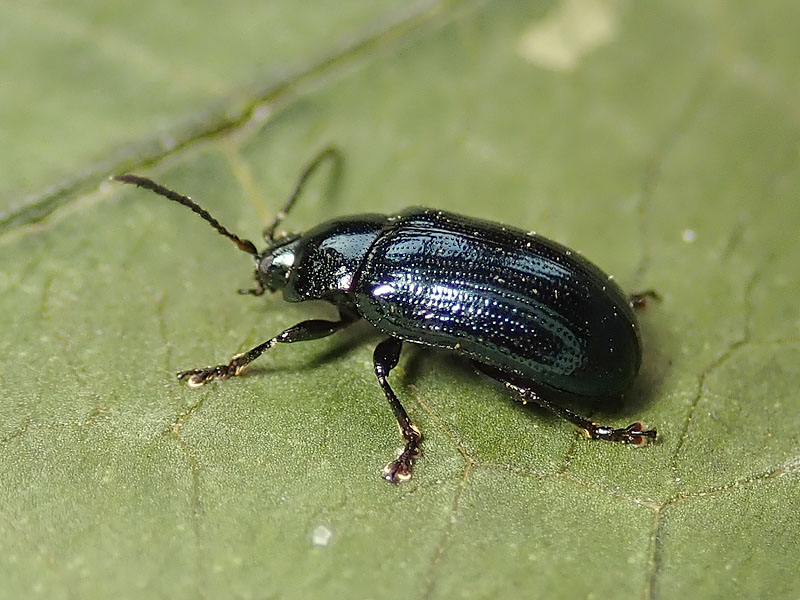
[115,147,657,483]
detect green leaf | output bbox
[2,1,799,598]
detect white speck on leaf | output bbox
[517,0,619,71]
[312,525,332,547]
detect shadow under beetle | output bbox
[114,147,657,483]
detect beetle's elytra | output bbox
[114,147,657,483]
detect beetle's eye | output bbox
[257,249,294,292]
[272,250,295,270]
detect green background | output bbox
[1,1,799,598]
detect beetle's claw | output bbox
[382,458,414,484]
[177,369,211,387]
[616,422,657,445]
[382,439,421,483]
[590,422,657,445]
[177,353,249,387]
[177,366,231,387]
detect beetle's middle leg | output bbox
[177,312,357,387]
[373,337,423,483]
[473,363,657,445]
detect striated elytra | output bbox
[114,147,657,483]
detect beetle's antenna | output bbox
[114,174,258,256]
[263,146,341,243]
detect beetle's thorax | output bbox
[257,215,388,303]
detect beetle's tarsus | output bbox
[382,438,420,483]
[176,351,249,387]
[238,285,265,296]
[382,455,415,484]
[177,365,234,387]
[590,421,657,444]
[629,290,661,310]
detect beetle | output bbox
[114,146,657,483]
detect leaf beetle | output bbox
[114,147,657,483]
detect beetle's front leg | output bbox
[373,337,423,483]
[177,313,357,387]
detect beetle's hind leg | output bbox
[373,337,423,483]
[473,363,656,445]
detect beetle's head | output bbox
[113,147,340,298]
[251,234,302,295]
[112,174,305,297]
